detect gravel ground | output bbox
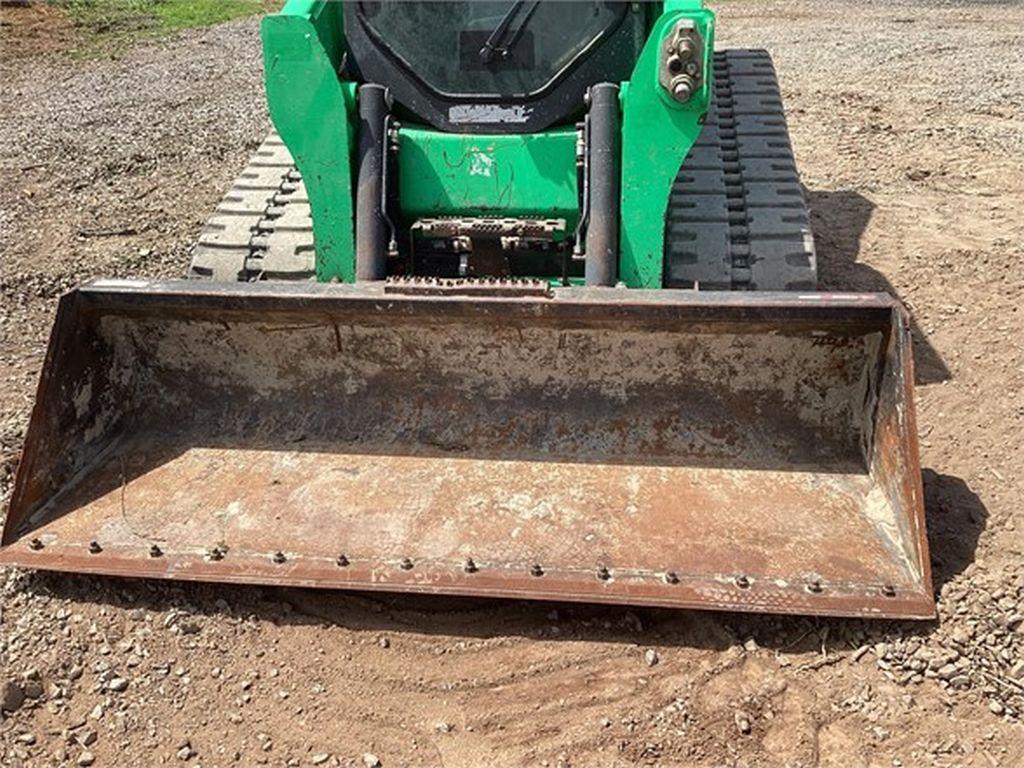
[2,2,1024,767]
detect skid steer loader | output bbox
[0,0,933,619]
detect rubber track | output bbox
[192,50,814,289]
[665,49,817,290]
[189,133,315,281]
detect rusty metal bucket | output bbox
[0,280,933,618]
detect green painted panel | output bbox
[261,1,712,286]
[619,6,714,288]
[398,127,580,227]
[262,2,357,282]
[664,0,706,10]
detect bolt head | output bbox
[672,79,694,103]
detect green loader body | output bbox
[0,2,934,620]
[263,0,713,286]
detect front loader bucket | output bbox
[1,280,933,618]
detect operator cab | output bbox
[344,1,649,132]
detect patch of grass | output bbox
[55,0,277,50]
[149,0,277,33]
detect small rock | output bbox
[77,728,99,747]
[178,621,201,635]
[107,677,129,692]
[949,674,970,689]
[1008,660,1024,680]
[78,753,96,767]
[600,717,612,728]
[644,649,659,667]
[734,711,752,734]
[936,663,957,681]
[743,638,759,653]
[89,703,104,720]
[67,665,84,681]
[378,636,390,649]
[435,722,452,733]
[311,754,330,765]
[988,700,1005,716]
[177,744,195,761]
[22,678,44,699]
[363,753,382,768]
[16,733,36,745]
[2,681,26,712]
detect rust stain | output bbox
[0,281,932,619]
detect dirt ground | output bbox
[2,1,1023,766]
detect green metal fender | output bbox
[619,2,715,287]
[261,0,358,282]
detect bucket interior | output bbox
[1,282,932,618]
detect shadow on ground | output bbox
[807,188,951,385]
[921,469,988,594]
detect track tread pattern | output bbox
[189,134,315,282]
[665,49,817,291]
